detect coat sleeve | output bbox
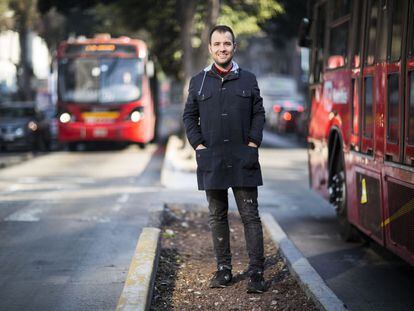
[248,77,265,146]
[182,77,205,149]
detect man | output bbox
[183,25,266,293]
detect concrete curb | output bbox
[261,213,347,311]
[0,153,33,169]
[116,227,161,311]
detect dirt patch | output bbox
[151,207,317,311]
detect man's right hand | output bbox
[196,144,207,150]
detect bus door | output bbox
[404,0,414,166]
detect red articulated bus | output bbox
[57,34,156,149]
[302,0,414,265]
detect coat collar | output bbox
[204,61,240,81]
[203,60,239,73]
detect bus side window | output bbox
[351,78,359,135]
[365,0,380,65]
[387,74,399,143]
[351,0,363,68]
[310,2,326,84]
[408,72,414,145]
[376,1,389,62]
[327,0,351,69]
[389,0,406,61]
[364,77,374,138]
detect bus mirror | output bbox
[146,61,155,78]
[298,18,311,47]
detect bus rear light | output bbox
[273,105,282,113]
[283,111,293,121]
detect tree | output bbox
[7,0,39,100]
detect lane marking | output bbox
[117,194,129,203]
[5,208,42,222]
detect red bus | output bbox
[56,34,156,149]
[302,0,414,265]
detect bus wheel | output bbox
[330,154,360,242]
[67,143,78,151]
[137,143,146,150]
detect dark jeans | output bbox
[206,187,265,272]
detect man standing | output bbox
[183,25,266,293]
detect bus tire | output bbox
[137,143,146,149]
[330,140,360,242]
[67,143,78,151]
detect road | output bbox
[0,129,413,310]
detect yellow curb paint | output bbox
[381,198,414,228]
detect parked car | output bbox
[0,103,51,151]
[258,75,305,134]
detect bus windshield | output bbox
[58,58,143,104]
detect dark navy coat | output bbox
[183,62,265,190]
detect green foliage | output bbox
[36,0,283,79]
[217,0,282,36]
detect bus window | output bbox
[328,22,349,69]
[351,78,359,135]
[377,2,389,62]
[332,0,351,20]
[351,0,363,68]
[387,74,399,143]
[364,77,374,138]
[365,0,380,65]
[389,0,406,61]
[311,2,326,83]
[408,71,414,144]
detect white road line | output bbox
[5,208,43,222]
[117,194,129,203]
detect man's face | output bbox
[208,31,235,68]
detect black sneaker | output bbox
[209,266,232,288]
[247,270,266,293]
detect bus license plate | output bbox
[93,128,108,137]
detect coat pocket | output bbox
[241,145,259,169]
[195,148,212,171]
[234,89,252,109]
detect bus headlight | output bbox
[130,109,144,122]
[28,121,38,131]
[59,112,72,123]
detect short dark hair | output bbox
[209,25,235,44]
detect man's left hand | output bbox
[248,142,258,148]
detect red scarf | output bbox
[213,63,233,77]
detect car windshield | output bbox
[58,58,143,104]
[0,107,35,118]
